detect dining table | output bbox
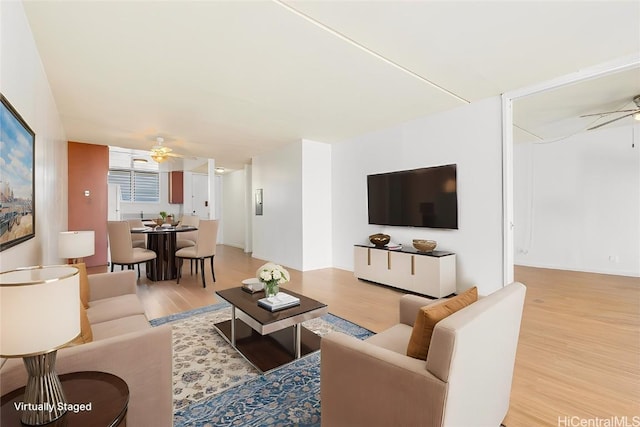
[131,225,197,281]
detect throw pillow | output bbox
[72,263,90,309]
[406,286,478,360]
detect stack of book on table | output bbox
[258,292,301,311]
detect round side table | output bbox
[1,371,129,427]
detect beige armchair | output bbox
[321,282,526,427]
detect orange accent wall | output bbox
[68,142,109,267]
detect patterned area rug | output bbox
[150,301,374,426]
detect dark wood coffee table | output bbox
[1,371,128,426]
[214,287,328,372]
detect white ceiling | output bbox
[513,67,640,143]
[22,0,640,171]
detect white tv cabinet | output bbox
[353,245,456,298]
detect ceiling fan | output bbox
[148,137,184,163]
[580,94,640,130]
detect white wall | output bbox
[252,140,332,271]
[208,159,218,220]
[331,97,504,295]
[215,173,223,243]
[243,165,252,253]
[0,1,68,271]
[252,142,303,269]
[514,124,640,276]
[302,140,332,270]
[222,169,247,249]
[183,170,194,215]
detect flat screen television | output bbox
[367,164,458,229]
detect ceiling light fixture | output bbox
[151,153,168,163]
[150,137,173,163]
[151,137,172,154]
[215,167,225,174]
[634,112,640,121]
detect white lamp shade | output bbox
[58,231,95,259]
[0,266,80,357]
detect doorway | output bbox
[502,56,640,283]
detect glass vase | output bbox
[265,281,279,301]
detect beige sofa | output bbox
[0,270,173,426]
[321,282,526,427]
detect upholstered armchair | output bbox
[321,282,526,427]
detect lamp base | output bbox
[20,351,67,425]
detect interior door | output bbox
[191,173,209,219]
[107,183,121,220]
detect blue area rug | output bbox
[151,302,374,426]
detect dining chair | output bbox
[175,219,218,288]
[176,214,199,250]
[126,219,147,249]
[107,221,157,278]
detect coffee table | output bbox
[214,287,328,372]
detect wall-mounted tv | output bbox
[367,164,458,229]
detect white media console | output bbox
[353,245,456,298]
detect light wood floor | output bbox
[90,245,640,426]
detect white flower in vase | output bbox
[256,262,290,300]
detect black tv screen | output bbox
[367,164,458,229]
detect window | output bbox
[108,169,159,202]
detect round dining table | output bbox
[131,225,197,281]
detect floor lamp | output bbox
[0,265,80,425]
[58,230,95,264]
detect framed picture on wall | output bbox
[0,94,36,252]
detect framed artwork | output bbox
[0,94,35,251]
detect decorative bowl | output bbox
[369,233,391,248]
[413,239,437,252]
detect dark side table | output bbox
[1,371,129,427]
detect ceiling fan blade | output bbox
[580,109,638,117]
[587,111,637,131]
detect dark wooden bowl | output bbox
[369,233,390,248]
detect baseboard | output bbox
[223,243,245,250]
[515,261,640,278]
